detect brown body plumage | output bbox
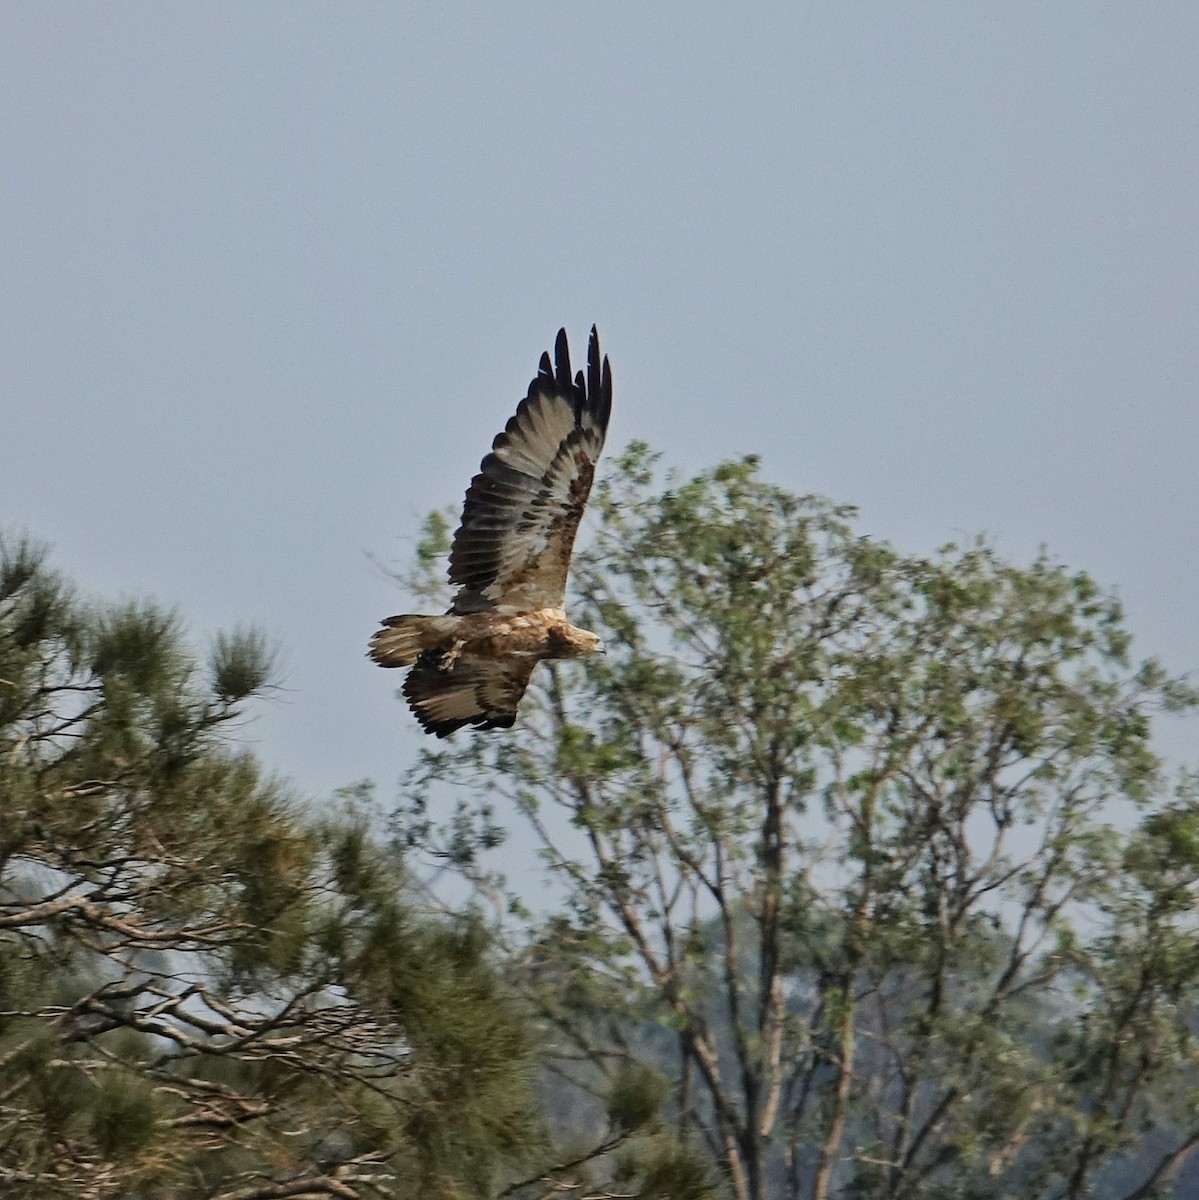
[370,327,612,738]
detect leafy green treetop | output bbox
[397,444,1199,1200]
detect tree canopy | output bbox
[8,438,1199,1200]
[397,443,1199,1200]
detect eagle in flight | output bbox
[370,326,612,737]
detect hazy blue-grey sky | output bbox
[2,5,1196,797]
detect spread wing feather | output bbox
[402,652,537,739]
[447,326,612,614]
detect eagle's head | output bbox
[580,631,606,658]
[554,624,605,659]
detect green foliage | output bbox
[210,625,277,702]
[634,1139,721,1200]
[0,536,542,1199]
[607,1063,672,1132]
[404,507,457,603]
[91,1071,158,1158]
[396,445,1199,1200]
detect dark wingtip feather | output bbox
[538,350,553,378]
[581,326,612,427]
[554,327,571,387]
[587,326,602,411]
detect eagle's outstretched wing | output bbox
[402,652,537,739]
[447,326,612,615]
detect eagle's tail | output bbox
[368,614,459,668]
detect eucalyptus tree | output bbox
[397,444,1199,1200]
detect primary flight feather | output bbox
[370,326,612,737]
